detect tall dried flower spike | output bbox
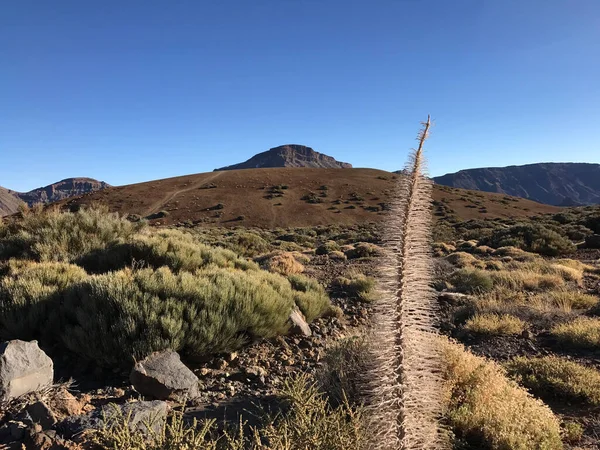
[362,116,448,449]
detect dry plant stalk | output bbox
[363,117,447,449]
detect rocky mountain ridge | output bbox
[433,162,600,206]
[214,145,352,171]
[0,178,109,216]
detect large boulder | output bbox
[0,340,53,402]
[130,350,200,401]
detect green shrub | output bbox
[483,224,575,256]
[287,274,331,321]
[315,240,341,255]
[333,272,376,302]
[344,242,382,259]
[506,356,600,405]
[449,268,493,294]
[225,231,271,257]
[562,421,584,445]
[78,229,257,274]
[0,206,144,262]
[0,261,88,341]
[59,267,330,367]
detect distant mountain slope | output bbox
[0,178,109,216]
[0,187,22,216]
[433,163,600,206]
[215,145,352,171]
[17,178,110,206]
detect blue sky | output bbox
[1,0,599,191]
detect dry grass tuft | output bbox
[255,251,305,275]
[464,313,527,336]
[444,252,483,268]
[441,339,563,450]
[551,317,600,349]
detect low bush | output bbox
[442,339,562,450]
[444,252,482,268]
[225,231,271,257]
[489,270,565,291]
[316,337,367,407]
[449,268,493,294]
[463,313,526,336]
[255,252,305,275]
[344,242,383,259]
[483,224,576,256]
[315,240,341,255]
[491,246,538,261]
[506,356,600,406]
[0,206,144,262]
[78,229,257,274]
[286,274,331,322]
[550,317,600,350]
[540,290,598,311]
[0,261,88,341]
[333,272,376,302]
[57,267,330,367]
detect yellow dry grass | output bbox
[463,313,526,336]
[441,339,563,450]
[551,317,600,349]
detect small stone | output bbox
[288,309,312,336]
[26,401,57,430]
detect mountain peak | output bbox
[215,145,352,171]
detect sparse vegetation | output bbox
[333,272,376,302]
[506,356,600,406]
[464,313,527,336]
[550,317,600,350]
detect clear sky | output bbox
[1,0,599,192]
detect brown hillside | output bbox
[0,187,22,217]
[59,168,560,228]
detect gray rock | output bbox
[0,340,53,402]
[26,400,57,430]
[116,400,169,435]
[58,400,168,439]
[288,308,311,336]
[130,350,200,401]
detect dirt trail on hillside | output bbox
[143,171,224,216]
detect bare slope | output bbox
[0,187,22,216]
[59,168,560,228]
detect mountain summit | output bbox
[214,145,352,171]
[433,162,600,206]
